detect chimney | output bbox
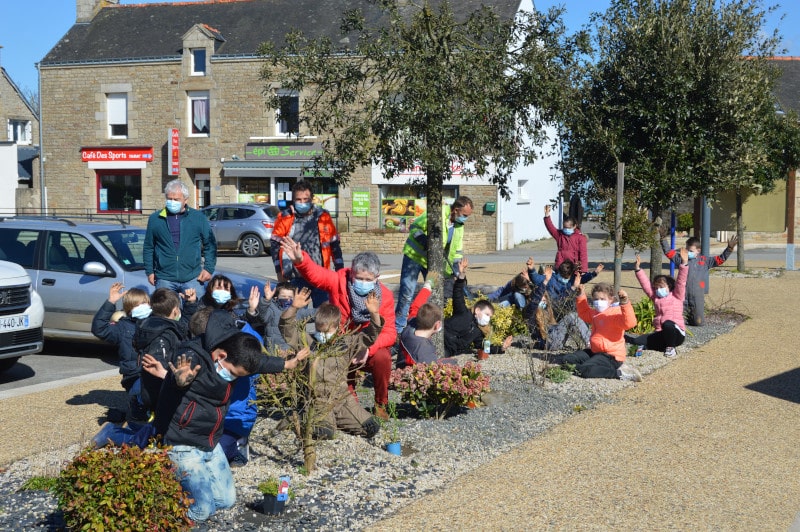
[76,0,120,23]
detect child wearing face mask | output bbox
[627,249,689,358]
[248,281,316,352]
[279,288,383,440]
[395,280,449,366]
[544,204,588,271]
[561,281,641,381]
[443,258,513,358]
[661,231,738,326]
[91,282,152,423]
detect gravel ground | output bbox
[0,306,741,531]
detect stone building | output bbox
[0,66,40,213]
[39,0,562,253]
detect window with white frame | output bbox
[107,93,128,138]
[517,179,530,203]
[7,119,31,144]
[276,90,299,135]
[188,91,210,135]
[191,48,206,75]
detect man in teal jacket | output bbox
[144,179,216,295]
[394,196,473,333]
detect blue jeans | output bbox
[496,292,527,309]
[168,444,236,522]
[155,278,204,302]
[395,255,427,332]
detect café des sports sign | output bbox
[81,147,154,162]
[246,142,323,161]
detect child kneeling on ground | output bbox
[279,287,382,440]
[562,281,641,381]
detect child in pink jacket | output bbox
[627,248,689,358]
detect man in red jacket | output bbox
[544,204,588,271]
[280,236,396,420]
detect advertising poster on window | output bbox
[381,197,426,231]
[352,191,370,217]
[313,194,338,216]
[237,193,270,203]
[99,189,108,211]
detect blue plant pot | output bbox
[386,441,402,456]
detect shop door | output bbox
[195,173,211,208]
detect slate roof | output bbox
[42,0,521,66]
[770,57,800,114]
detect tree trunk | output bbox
[736,189,745,272]
[649,204,662,279]
[302,359,318,473]
[425,169,446,356]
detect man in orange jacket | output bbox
[270,180,344,306]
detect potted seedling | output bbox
[257,475,291,515]
[384,401,402,456]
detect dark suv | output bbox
[0,217,270,343]
[201,203,278,257]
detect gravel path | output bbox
[0,266,792,531]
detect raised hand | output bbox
[365,290,380,314]
[526,256,535,271]
[594,263,605,274]
[618,289,628,302]
[727,234,739,251]
[543,265,553,284]
[280,236,304,264]
[634,253,641,270]
[169,354,201,388]
[544,204,551,217]
[457,257,470,279]
[141,353,167,379]
[292,287,312,309]
[680,247,689,265]
[263,282,275,301]
[248,285,261,312]
[108,282,125,304]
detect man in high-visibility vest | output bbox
[395,196,473,333]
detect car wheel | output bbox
[240,234,263,257]
[0,357,20,373]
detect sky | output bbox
[0,0,798,95]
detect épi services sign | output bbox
[246,142,323,161]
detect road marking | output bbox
[378,273,400,280]
[0,369,119,400]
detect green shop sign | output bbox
[352,191,370,217]
[246,142,324,161]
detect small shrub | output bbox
[545,364,575,383]
[19,476,57,492]
[629,297,655,334]
[443,294,529,345]
[55,445,192,532]
[257,477,295,500]
[676,212,694,233]
[389,361,490,419]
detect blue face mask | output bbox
[212,290,231,304]
[131,303,152,320]
[215,360,235,382]
[562,228,574,236]
[687,251,697,260]
[455,215,468,225]
[313,330,335,344]
[538,300,548,310]
[557,275,571,284]
[656,287,669,298]
[294,201,312,215]
[353,279,375,296]
[165,199,183,214]
[277,298,293,310]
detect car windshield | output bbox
[93,229,147,271]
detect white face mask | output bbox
[475,313,491,326]
[314,330,335,344]
[593,299,610,313]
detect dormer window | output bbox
[191,48,206,76]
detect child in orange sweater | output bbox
[562,281,641,381]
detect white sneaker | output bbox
[664,347,677,358]
[617,364,642,382]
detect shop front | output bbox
[81,146,153,213]
[222,141,338,215]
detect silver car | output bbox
[0,217,272,343]
[201,203,278,257]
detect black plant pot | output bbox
[262,494,286,515]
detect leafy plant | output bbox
[389,362,490,419]
[19,476,58,492]
[545,364,575,383]
[676,212,694,233]
[443,293,529,345]
[384,401,401,443]
[629,296,656,335]
[257,477,295,500]
[55,445,192,532]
